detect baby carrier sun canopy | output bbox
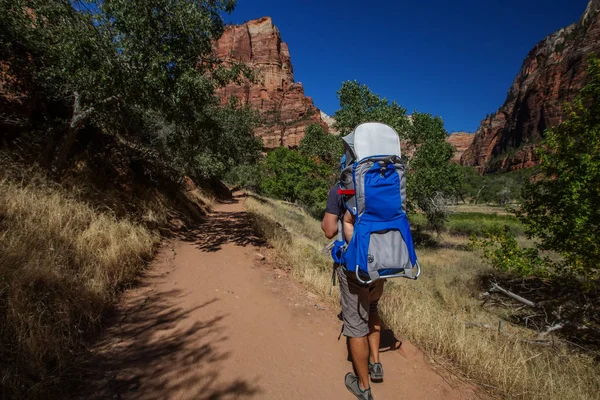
[342,122,402,162]
[332,122,421,284]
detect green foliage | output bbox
[516,57,600,285]
[457,166,537,205]
[224,164,265,192]
[411,211,524,237]
[298,124,343,168]
[333,81,409,135]
[229,124,340,217]
[1,0,254,179]
[469,227,547,277]
[405,112,462,232]
[144,97,262,180]
[259,147,332,216]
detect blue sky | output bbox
[226,0,589,133]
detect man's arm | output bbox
[321,212,338,239]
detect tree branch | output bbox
[489,283,538,308]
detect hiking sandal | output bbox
[369,362,384,382]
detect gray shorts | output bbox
[337,266,385,338]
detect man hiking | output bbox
[322,122,420,399]
[322,184,384,400]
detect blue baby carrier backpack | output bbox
[331,122,421,284]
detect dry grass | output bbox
[245,196,600,400]
[0,163,159,399]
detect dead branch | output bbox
[53,92,121,173]
[474,184,486,205]
[465,321,493,330]
[489,283,538,308]
[537,323,564,340]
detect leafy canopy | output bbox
[406,112,463,231]
[260,147,332,216]
[1,0,259,179]
[298,124,343,168]
[333,81,409,135]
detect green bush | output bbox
[1,0,256,180]
[298,124,343,168]
[224,164,265,192]
[469,226,547,277]
[259,147,332,213]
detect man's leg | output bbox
[367,280,385,364]
[367,312,381,364]
[348,336,370,391]
[338,268,372,393]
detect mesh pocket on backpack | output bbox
[367,229,411,273]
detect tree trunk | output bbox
[51,92,118,175]
[474,184,486,205]
[52,92,87,175]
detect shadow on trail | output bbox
[74,280,260,399]
[345,329,403,362]
[181,195,266,252]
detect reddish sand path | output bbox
[80,195,485,400]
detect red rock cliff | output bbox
[446,132,475,163]
[461,0,600,172]
[214,17,328,149]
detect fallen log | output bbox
[489,283,538,308]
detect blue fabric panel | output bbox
[362,163,402,222]
[331,240,346,264]
[342,233,358,272]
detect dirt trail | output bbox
[80,194,484,400]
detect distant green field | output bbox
[411,211,524,237]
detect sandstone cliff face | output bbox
[320,111,339,134]
[215,17,328,149]
[462,0,600,172]
[446,132,475,163]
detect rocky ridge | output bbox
[461,0,600,172]
[214,17,329,149]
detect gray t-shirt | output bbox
[325,185,345,221]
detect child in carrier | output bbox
[342,210,355,243]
